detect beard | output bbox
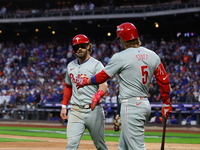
[77,50,88,59]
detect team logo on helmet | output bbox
[75,37,81,42]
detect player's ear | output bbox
[88,43,93,54]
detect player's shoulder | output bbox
[140,46,159,56]
[89,56,102,64]
[68,59,77,65]
[67,59,78,68]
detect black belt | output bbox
[71,104,91,109]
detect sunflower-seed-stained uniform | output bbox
[76,22,172,150]
[60,34,109,150]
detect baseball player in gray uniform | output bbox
[60,34,109,150]
[76,22,172,150]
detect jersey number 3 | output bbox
[141,66,148,84]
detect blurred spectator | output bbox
[49,113,61,121]
[110,93,117,103]
[80,3,86,10]
[149,112,162,124]
[185,114,193,125]
[49,113,55,121]
[185,90,195,103]
[175,104,187,120]
[175,104,187,111]
[3,111,11,119]
[29,103,36,109]
[169,114,178,124]
[74,3,80,11]
[177,92,186,102]
[103,103,112,118]
[154,112,163,124]
[190,104,199,120]
[89,2,95,10]
[104,92,111,103]
[0,6,6,14]
[45,92,54,103]
[54,115,61,121]
[21,102,30,109]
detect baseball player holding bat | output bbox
[60,34,109,150]
[76,22,172,150]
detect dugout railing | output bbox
[0,108,200,127]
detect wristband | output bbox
[62,105,67,108]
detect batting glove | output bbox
[162,101,172,118]
[91,90,105,111]
[76,77,90,89]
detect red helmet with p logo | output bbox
[72,34,90,46]
[116,22,139,41]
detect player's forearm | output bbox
[90,70,110,84]
[154,63,171,103]
[98,82,108,93]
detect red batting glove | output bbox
[76,77,90,89]
[91,90,105,111]
[162,100,172,118]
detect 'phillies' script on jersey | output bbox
[69,73,87,83]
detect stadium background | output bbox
[0,0,200,127]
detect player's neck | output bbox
[78,55,91,64]
[131,44,140,48]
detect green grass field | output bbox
[0,126,200,144]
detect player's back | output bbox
[106,46,160,99]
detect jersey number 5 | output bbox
[141,66,148,84]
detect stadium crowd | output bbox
[0,0,198,18]
[0,35,200,121]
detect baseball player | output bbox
[76,22,172,150]
[60,34,109,150]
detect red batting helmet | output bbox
[116,22,139,41]
[72,34,90,46]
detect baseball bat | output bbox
[160,116,167,150]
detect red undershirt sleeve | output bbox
[62,83,72,106]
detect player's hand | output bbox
[161,102,172,118]
[91,90,105,110]
[60,108,68,120]
[76,77,90,89]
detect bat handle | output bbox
[161,117,167,150]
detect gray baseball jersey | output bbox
[65,57,108,150]
[65,57,104,105]
[103,46,160,150]
[104,46,160,100]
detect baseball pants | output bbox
[66,105,108,150]
[118,97,151,150]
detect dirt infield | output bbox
[0,134,200,150]
[0,121,200,150]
